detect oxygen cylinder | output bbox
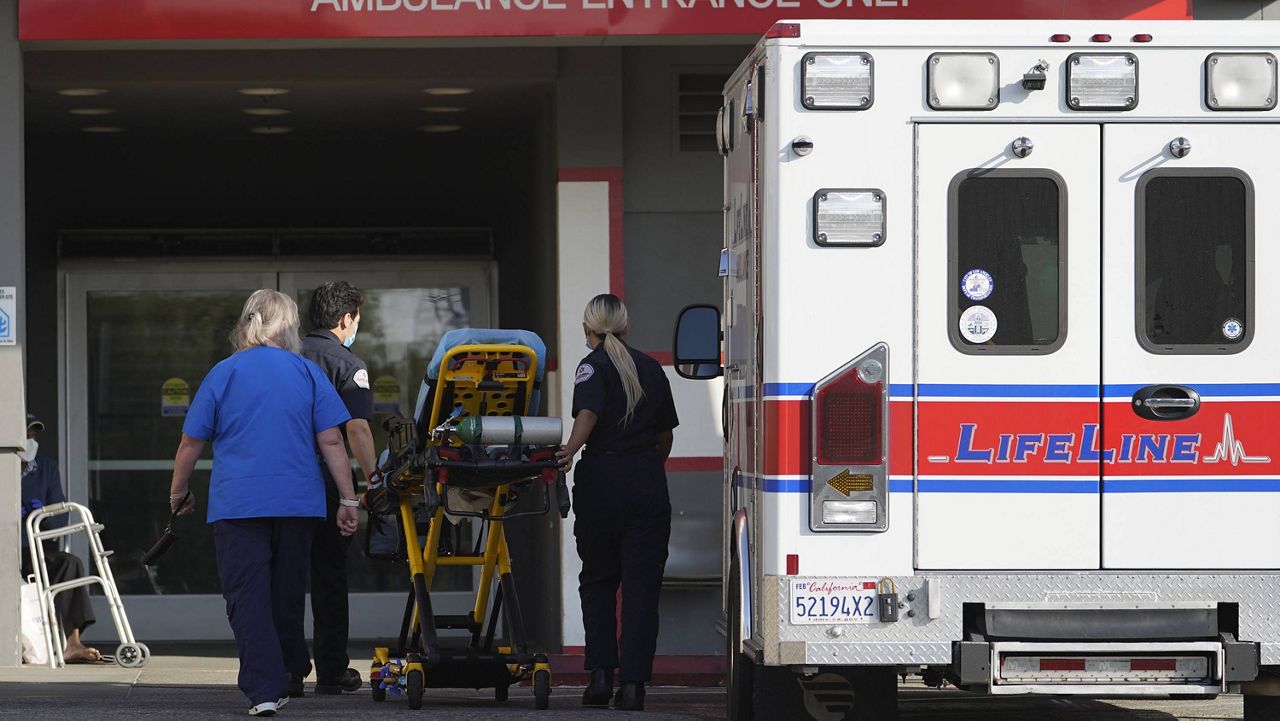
[455,416,563,445]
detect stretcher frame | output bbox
[370,343,566,710]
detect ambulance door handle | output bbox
[1131,385,1201,421]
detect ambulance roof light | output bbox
[767,22,801,39]
[1091,34,1112,43]
[1132,34,1154,43]
[1049,34,1071,43]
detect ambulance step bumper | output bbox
[970,640,1256,696]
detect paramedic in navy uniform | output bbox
[555,293,679,712]
[168,289,358,717]
[297,280,378,697]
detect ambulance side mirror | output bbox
[673,304,722,380]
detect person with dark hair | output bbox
[295,280,377,697]
[555,293,680,712]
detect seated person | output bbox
[19,413,100,663]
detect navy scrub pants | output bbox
[572,452,672,683]
[214,517,317,706]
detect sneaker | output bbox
[285,673,305,698]
[315,667,363,695]
[249,696,289,716]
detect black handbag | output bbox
[141,492,190,566]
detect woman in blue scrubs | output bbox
[168,289,359,717]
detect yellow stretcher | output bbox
[366,338,569,710]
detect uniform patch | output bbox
[575,363,595,385]
[353,369,370,389]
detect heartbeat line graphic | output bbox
[1203,413,1271,465]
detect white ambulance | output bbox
[672,19,1280,720]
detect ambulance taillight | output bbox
[810,344,890,532]
[815,361,882,466]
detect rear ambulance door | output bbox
[916,124,1102,570]
[1101,125,1280,569]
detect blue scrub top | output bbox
[183,346,352,523]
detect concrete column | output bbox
[0,0,25,668]
[554,47,623,652]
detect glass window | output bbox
[949,171,1066,354]
[1138,170,1253,353]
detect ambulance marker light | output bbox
[1090,34,1112,43]
[767,23,801,39]
[786,554,799,575]
[1132,34,1154,43]
[1131,659,1177,671]
[1050,34,1071,43]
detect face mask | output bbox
[343,319,359,348]
[16,438,37,464]
[585,338,592,351]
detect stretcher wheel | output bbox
[371,685,386,702]
[138,643,151,664]
[494,684,509,702]
[406,669,424,710]
[533,669,551,710]
[116,643,146,669]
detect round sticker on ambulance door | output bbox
[961,269,994,302]
[959,305,998,344]
[1223,318,1244,341]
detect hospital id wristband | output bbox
[339,497,360,508]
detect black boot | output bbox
[582,668,614,706]
[315,668,363,695]
[613,681,645,711]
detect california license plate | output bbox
[790,578,879,625]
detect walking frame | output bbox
[25,502,149,668]
[367,339,569,710]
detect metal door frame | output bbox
[61,257,497,641]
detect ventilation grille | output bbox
[678,73,729,153]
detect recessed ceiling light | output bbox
[58,88,109,97]
[81,126,125,134]
[418,124,462,133]
[423,87,474,96]
[68,108,115,116]
[241,107,292,116]
[238,87,290,97]
[249,126,294,135]
[419,106,466,113]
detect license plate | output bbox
[789,578,879,625]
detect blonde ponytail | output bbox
[584,294,644,425]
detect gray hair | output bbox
[230,289,301,353]
[583,293,644,425]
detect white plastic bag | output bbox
[20,581,50,665]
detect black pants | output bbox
[572,452,671,683]
[214,517,316,706]
[310,491,353,682]
[22,548,96,636]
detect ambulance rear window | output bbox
[1138,170,1253,353]
[949,171,1065,354]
